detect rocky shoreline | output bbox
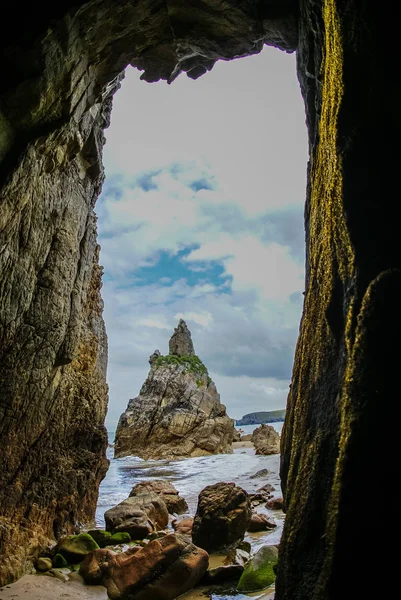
[0,450,283,600]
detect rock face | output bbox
[169,319,195,356]
[114,322,234,459]
[104,493,169,539]
[192,483,252,552]
[252,424,281,455]
[129,480,188,515]
[80,533,209,600]
[0,1,399,598]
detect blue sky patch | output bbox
[132,247,230,288]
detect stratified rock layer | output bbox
[115,323,234,459]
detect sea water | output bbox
[96,422,284,544]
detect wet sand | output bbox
[232,441,254,449]
[0,572,274,600]
[0,572,108,600]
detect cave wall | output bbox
[1,0,398,596]
[278,1,401,599]
[0,0,298,585]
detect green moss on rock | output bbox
[237,545,278,592]
[87,529,112,548]
[52,553,68,568]
[155,354,209,382]
[108,532,131,544]
[57,533,99,562]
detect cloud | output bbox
[174,311,213,328]
[98,47,308,429]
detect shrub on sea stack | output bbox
[237,545,278,592]
[56,533,99,563]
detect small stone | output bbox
[36,557,52,572]
[266,497,284,510]
[52,553,68,568]
[249,469,269,479]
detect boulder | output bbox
[81,533,209,600]
[192,483,252,552]
[36,557,52,572]
[237,545,278,592]
[114,322,234,460]
[80,548,116,585]
[56,533,99,563]
[247,513,277,532]
[241,434,253,441]
[252,424,280,455]
[266,497,284,510]
[52,553,68,568]
[87,529,112,548]
[130,480,188,515]
[104,493,169,539]
[172,517,194,536]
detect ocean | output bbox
[95,421,285,553]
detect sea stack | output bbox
[114,320,234,459]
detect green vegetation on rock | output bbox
[108,532,131,544]
[87,529,112,547]
[156,354,211,385]
[52,553,68,568]
[57,533,99,562]
[237,545,278,592]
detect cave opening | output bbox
[98,48,308,436]
[1,2,395,597]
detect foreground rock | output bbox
[104,493,169,539]
[56,533,99,563]
[130,480,188,515]
[114,321,234,459]
[237,545,278,592]
[192,483,252,552]
[80,533,209,600]
[172,517,194,536]
[247,513,277,532]
[252,424,280,455]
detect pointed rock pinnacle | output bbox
[169,319,195,356]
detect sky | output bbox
[97,47,308,430]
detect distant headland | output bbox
[236,409,286,426]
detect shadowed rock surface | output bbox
[114,322,234,459]
[80,533,209,600]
